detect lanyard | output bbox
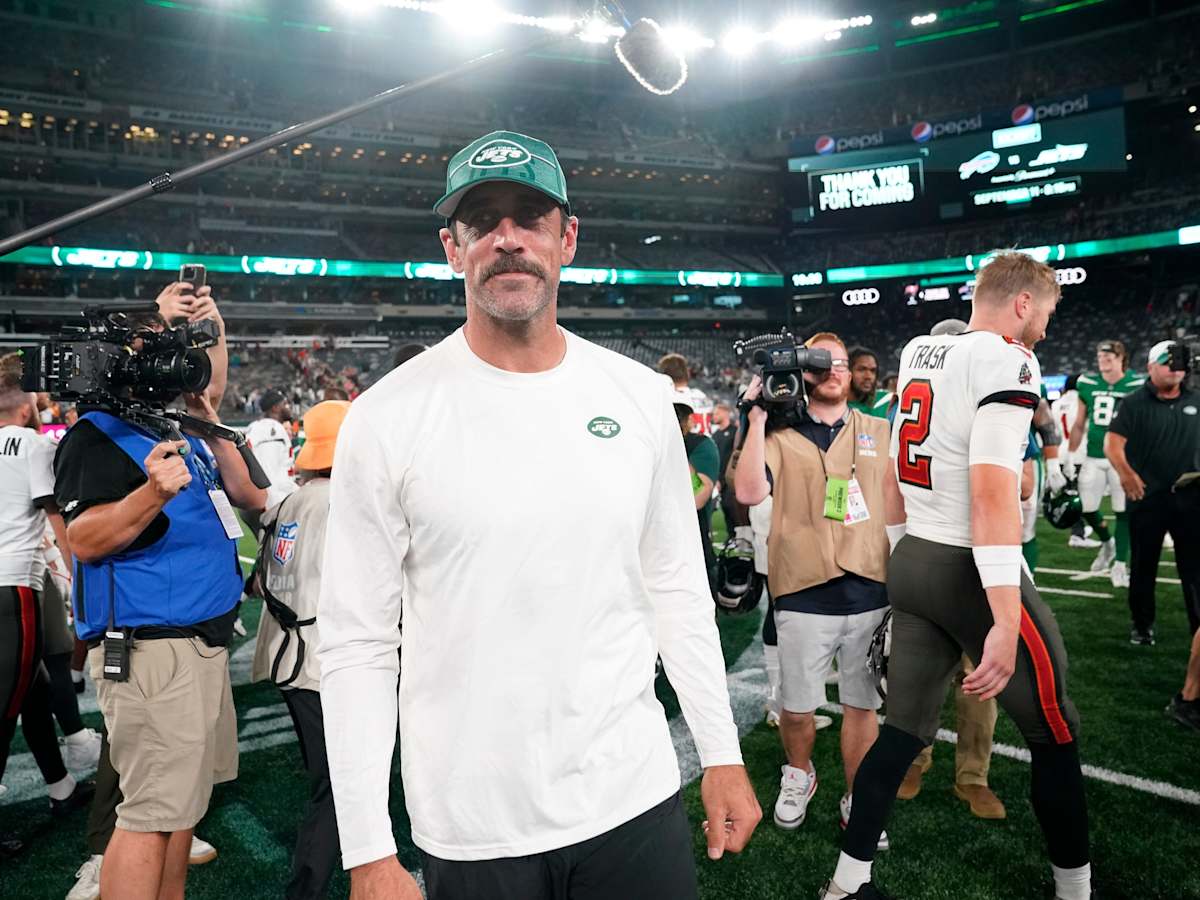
[809,413,858,481]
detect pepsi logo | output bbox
[911,121,932,143]
[815,135,835,155]
[1012,104,1035,125]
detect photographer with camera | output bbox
[1105,340,1200,645]
[48,291,266,900]
[733,332,900,841]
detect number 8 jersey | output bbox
[890,330,1042,548]
[1075,370,1145,459]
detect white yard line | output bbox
[816,702,1200,807]
[1037,566,1181,586]
[1038,586,1114,599]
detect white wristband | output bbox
[886,524,907,553]
[973,545,1023,588]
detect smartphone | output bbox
[179,263,206,290]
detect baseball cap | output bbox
[1148,340,1175,365]
[434,130,570,220]
[294,401,351,472]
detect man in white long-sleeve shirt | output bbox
[317,130,760,900]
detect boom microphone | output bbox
[0,2,689,256]
[614,17,688,96]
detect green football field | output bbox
[1,512,1196,900]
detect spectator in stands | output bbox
[246,389,297,511]
[252,400,351,900]
[732,332,897,844]
[1105,341,1200,643]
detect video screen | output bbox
[788,107,1127,226]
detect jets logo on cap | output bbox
[469,140,532,169]
[587,416,621,439]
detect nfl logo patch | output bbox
[1019,363,1033,385]
[273,522,299,566]
[857,433,876,450]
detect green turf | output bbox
[1,512,1196,899]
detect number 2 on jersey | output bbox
[898,379,934,489]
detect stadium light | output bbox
[824,30,843,41]
[911,12,938,25]
[661,25,715,53]
[721,26,759,57]
[1191,105,1198,114]
[770,18,816,46]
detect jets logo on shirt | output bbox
[273,522,299,566]
[1019,362,1033,385]
[586,416,621,439]
[469,141,532,169]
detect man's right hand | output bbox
[1118,468,1146,502]
[143,442,192,501]
[350,857,423,900]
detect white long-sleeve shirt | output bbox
[318,327,741,867]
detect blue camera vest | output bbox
[73,411,244,641]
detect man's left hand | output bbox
[699,764,761,859]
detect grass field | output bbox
[1,511,1197,900]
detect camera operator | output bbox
[733,332,901,841]
[52,301,265,900]
[1105,340,1200,644]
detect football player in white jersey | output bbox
[820,253,1091,900]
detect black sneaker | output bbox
[1166,693,1200,732]
[0,833,22,859]
[820,881,895,899]
[49,779,95,817]
[1129,627,1155,646]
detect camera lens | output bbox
[111,347,212,397]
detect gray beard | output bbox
[471,279,555,323]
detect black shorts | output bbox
[885,536,1080,747]
[420,792,699,900]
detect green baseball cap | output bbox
[434,130,570,219]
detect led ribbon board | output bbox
[0,247,783,288]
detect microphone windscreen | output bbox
[614,18,687,96]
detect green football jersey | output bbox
[848,388,893,419]
[1076,370,1146,457]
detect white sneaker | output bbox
[839,793,889,851]
[66,854,102,900]
[765,705,780,728]
[1089,539,1116,573]
[189,835,218,865]
[814,714,833,731]
[1110,560,1129,589]
[1068,535,1101,549]
[62,728,101,773]
[773,763,817,830]
[233,617,247,638]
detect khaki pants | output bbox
[911,654,996,786]
[90,638,237,833]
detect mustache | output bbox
[482,257,546,282]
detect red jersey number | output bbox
[898,379,934,489]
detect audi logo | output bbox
[842,288,880,306]
[1055,267,1087,286]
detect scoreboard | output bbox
[789,107,1127,226]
